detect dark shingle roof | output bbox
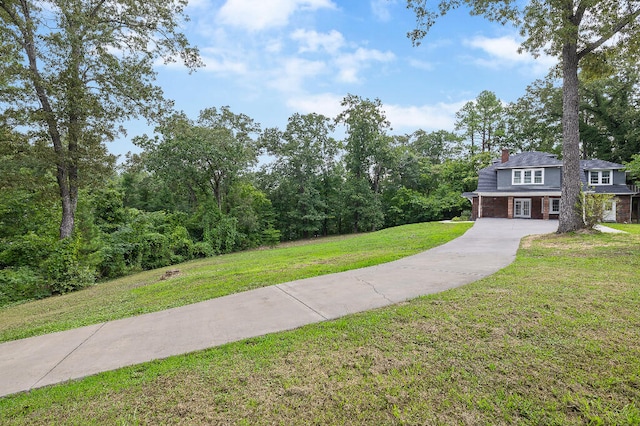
[580,159,625,170]
[588,185,637,195]
[476,162,498,192]
[495,152,562,169]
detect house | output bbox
[464,150,640,223]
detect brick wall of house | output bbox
[480,197,509,218]
[531,197,543,220]
[477,196,560,220]
[616,196,632,223]
[471,198,479,220]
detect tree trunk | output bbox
[59,175,76,239]
[19,0,76,239]
[558,38,585,233]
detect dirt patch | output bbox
[159,270,181,281]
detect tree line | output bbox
[3,69,640,306]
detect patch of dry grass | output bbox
[1,232,639,425]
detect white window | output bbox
[512,169,544,185]
[513,170,522,184]
[541,198,560,214]
[589,170,612,185]
[534,170,543,184]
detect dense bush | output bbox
[0,267,48,306]
[42,238,95,295]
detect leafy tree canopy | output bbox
[0,0,201,238]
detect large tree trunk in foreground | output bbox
[558,38,586,233]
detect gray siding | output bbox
[582,169,628,185]
[614,170,626,185]
[496,167,561,191]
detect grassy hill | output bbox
[0,222,471,343]
[1,223,639,424]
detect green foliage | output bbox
[42,238,95,295]
[261,228,282,248]
[455,91,505,155]
[0,268,48,307]
[577,191,615,228]
[0,232,54,269]
[262,113,339,240]
[138,108,260,211]
[625,154,640,184]
[228,181,277,248]
[335,95,392,232]
[205,215,239,255]
[0,0,200,238]
[503,78,563,154]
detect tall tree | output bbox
[407,0,640,232]
[262,113,339,239]
[580,67,640,163]
[410,129,463,162]
[503,78,563,154]
[454,101,480,156]
[336,94,391,232]
[475,90,505,153]
[456,91,505,154]
[137,108,260,211]
[0,0,201,239]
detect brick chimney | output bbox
[501,148,510,163]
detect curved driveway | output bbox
[0,218,557,397]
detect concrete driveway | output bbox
[0,218,558,397]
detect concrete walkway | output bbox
[0,218,558,398]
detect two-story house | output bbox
[464,150,639,223]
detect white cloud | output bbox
[218,0,336,31]
[265,38,285,53]
[385,101,468,131]
[286,92,344,118]
[200,56,249,74]
[335,47,395,83]
[464,35,557,75]
[408,58,434,71]
[187,0,210,9]
[195,46,249,74]
[269,58,327,93]
[287,96,467,132]
[371,0,396,22]
[291,29,345,54]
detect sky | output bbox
[111,0,558,158]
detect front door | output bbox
[603,200,616,222]
[514,198,532,218]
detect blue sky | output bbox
[112,0,557,158]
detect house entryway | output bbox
[603,200,616,222]
[514,198,532,218]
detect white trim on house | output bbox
[542,198,561,214]
[588,170,613,185]
[476,191,562,197]
[514,198,532,218]
[512,168,544,185]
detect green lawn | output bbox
[1,229,639,424]
[0,222,471,343]
[603,223,640,234]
